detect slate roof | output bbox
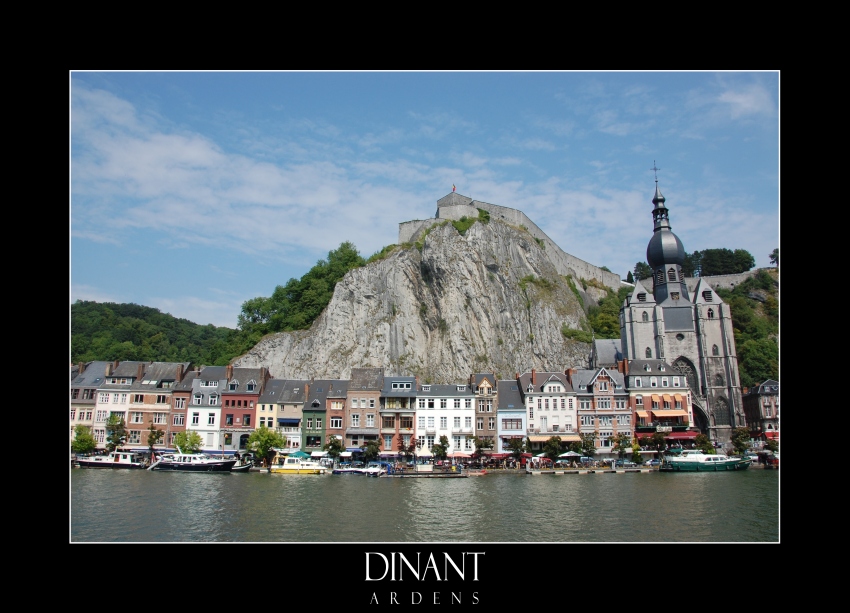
[129,362,191,391]
[592,339,623,368]
[381,375,417,397]
[496,380,524,412]
[71,361,111,387]
[259,379,310,404]
[417,383,473,397]
[569,367,625,393]
[349,367,384,390]
[304,379,346,411]
[516,371,573,394]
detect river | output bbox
[70,467,779,543]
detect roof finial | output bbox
[650,161,661,184]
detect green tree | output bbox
[730,427,751,456]
[683,251,702,277]
[579,432,598,457]
[147,423,164,455]
[626,271,634,284]
[324,435,346,466]
[639,432,667,458]
[71,424,98,455]
[542,436,562,464]
[769,248,778,267]
[610,433,632,459]
[633,262,652,281]
[105,414,128,453]
[506,437,526,463]
[247,426,286,467]
[467,436,494,466]
[694,433,714,454]
[173,430,203,454]
[397,436,416,463]
[431,435,450,462]
[360,439,381,462]
[764,438,778,453]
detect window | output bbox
[193,394,202,405]
[427,416,434,428]
[645,347,652,358]
[642,311,649,322]
[418,416,425,428]
[529,405,534,419]
[225,414,234,426]
[636,395,643,406]
[707,308,714,319]
[464,416,472,428]
[192,412,200,425]
[331,417,342,429]
[229,382,238,391]
[599,380,608,391]
[667,267,676,281]
[670,292,679,300]
[712,344,720,356]
[314,418,320,429]
[174,398,185,409]
[453,436,461,450]
[332,400,344,410]
[616,398,627,409]
[94,429,105,443]
[113,393,120,403]
[426,435,435,449]
[133,394,144,404]
[369,398,375,408]
[715,374,724,386]
[131,411,143,424]
[209,395,218,406]
[392,382,412,390]
[156,395,167,404]
[202,380,218,387]
[597,398,611,409]
[477,418,484,430]
[545,398,549,410]
[650,377,658,387]
[382,416,394,429]
[702,291,713,302]
[418,398,425,409]
[503,418,522,429]
[352,414,360,427]
[488,417,495,430]
[464,438,473,450]
[128,430,141,444]
[173,413,185,426]
[247,382,256,392]
[70,409,76,420]
[360,398,366,408]
[207,413,215,425]
[465,399,472,409]
[428,398,435,409]
[440,399,447,409]
[454,399,461,409]
[95,410,107,422]
[661,378,668,387]
[440,416,447,429]
[384,435,393,450]
[673,377,680,387]
[366,414,375,427]
[307,418,313,429]
[153,413,166,425]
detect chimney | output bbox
[137,363,145,380]
[105,362,113,376]
[515,372,519,381]
[176,364,184,382]
[78,362,85,374]
[226,364,233,380]
[531,369,536,385]
[415,375,420,390]
[114,359,120,371]
[303,383,310,402]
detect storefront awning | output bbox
[340,452,353,457]
[764,431,779,440]
[665,431,699,439]
[635,410,650,418]
[278,418,299,425]
[311,451,328,457]
[652,409,689,417]
[527,434,581,442]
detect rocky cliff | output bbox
[233,218,599,383]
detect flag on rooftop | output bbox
[452,184,456,192]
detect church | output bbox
[619,176,744,446]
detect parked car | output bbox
[615,459,637,467]
[644,459,661,467]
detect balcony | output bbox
[451,427,473,435]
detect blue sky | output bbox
[70,71,779,329]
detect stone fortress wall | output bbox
[399,192,623,291]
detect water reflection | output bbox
[70,469,779,543]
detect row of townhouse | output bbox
[70,359,700,458]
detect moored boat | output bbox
[660,449,751,472]
[148,448,237,472]
[76,450,146,469]
[269,452,328,474]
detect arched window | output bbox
[712,344,719,356]
[667,267,676,282]
[645,347,652,358]
[642,312,649,322]
[707,308,714,319]
[712,397,730,426]
[715,373,724,386]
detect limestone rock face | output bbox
[233,219,594,382]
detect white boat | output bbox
[269,453,328,474]
[660,449,751,472]
[76,450,146,469]
[148,447,237,472]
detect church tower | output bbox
[619,166,745,447]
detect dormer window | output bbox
[702,291,713,302]
[457,385,466,391]
[659,365,665,372]
[527,384,534,393]
[247,381,256,392]
[229,381,238,391]
[644,364,651,372]
[422,385,430,392]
